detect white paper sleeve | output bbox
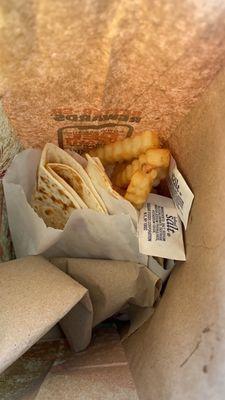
[3,149,147,264]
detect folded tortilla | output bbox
[85,154,123,201]
[85,154,138,223]
[32,144,107,229]
[32,164,84,230]
[46,162,107,212]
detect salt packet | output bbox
[138,155,194,261]
[138,193,186,261]
[167,156,194,229]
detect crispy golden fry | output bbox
[89,131,160,164]
[139,148,170,168]
[155,166,168,179]
[124,169,157,210]
[113,149,170,188]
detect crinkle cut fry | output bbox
[113,148,170,188]
[89,131,160,164]
[124,169,157,210]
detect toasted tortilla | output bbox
[85,154,122,201]
[85,154,138,222]
[32,144,108,229]
[32,164,83,229]
[40,144,107,213]
[46,162,106,212]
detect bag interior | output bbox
[1,1,225,399]
[124,67,225,400]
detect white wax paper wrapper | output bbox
[95,187,138,227]
[66,152,138,225]
[3,149,146,263]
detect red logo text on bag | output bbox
[50,108,142,152]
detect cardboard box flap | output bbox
[124,67,225,400]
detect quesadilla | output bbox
[46,162,106,212]
[85,154,122,201]
[32,164,85,229]
[32,143,107,229]
[85,154,138,223]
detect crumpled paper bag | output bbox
[0,255,161,372]
[0,181,14,261]
[3,148,147,264]
[51,257,162,344]
[0,102,21,262]
[0,255,92,374]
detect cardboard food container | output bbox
[0,1,225,399]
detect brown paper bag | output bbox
[0,103,20,261]
[0,256,92,373]
[1,1,225,399]
[50,258,161,341]
[124,67,225,400]
[1,0,225,152]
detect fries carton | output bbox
[1,1,225,399]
